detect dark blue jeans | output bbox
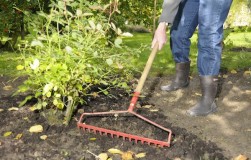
[170,0,232,75]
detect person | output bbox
[152,0,233,116]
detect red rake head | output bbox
[77,110,172,147]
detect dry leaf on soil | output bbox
[142,105,152,109]
[223,74,228,79]
[149,109,159,112]
[0,108,4,112]
[234,154,248,160]
[135,152,146,158]
[243,71,251,77]
[3,85,13,91]
[121,151,134,160]
[40,135,47,140]
[195,92,202,96]
[3,131,12,137]
[29,125,43,133]
[89,137,97,141]
[230,70,237,74]
[8,107,19,111]
[15,133,23,140]
[98,153,108,160]
[108,148,123,154]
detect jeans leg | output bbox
[197,0,233,75]
[170,0,199,63]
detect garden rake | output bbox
[77,42,172,147]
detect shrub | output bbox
[16,0,142,124]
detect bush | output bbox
[16,0,142,124]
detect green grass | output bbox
[123,31,251,76]
[0,31,251,77]
[0,51,23,77]
[221,32,251,71]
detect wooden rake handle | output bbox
[135,42,159,93]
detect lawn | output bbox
[0,51,23,77]
[123,31,251,76]
[0,31,251,77]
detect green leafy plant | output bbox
[0,0,48,50]
[16,0,142,124]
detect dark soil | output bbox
[0,70,250,160]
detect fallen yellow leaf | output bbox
[149,109,159,112]
[40,135,47,140]
[195,92,202,96]
[230,70,237,74]
[29,125,43,133]
[15,133,23,140]
[223,74,228,79]
[98,153,108,160]
[135,152,146,158]
[8,107,19,111]
[3,131,12,137]
[89,138,97,141]
[3,85,13,91]
[234,154,248,160]
[243,71,251,78]
[142,105,152,109]
[23,117,29,121]
[108,148,123,154]
[121,151,134,160]
[0,108,4,112]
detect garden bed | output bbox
[0,70,250,159]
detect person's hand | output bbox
[151,22,168,50]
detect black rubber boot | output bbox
[187,76,218,116]
[161,61,190,91]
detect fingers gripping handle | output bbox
[135,42,159,93]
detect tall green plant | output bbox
[16,0,142,124]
